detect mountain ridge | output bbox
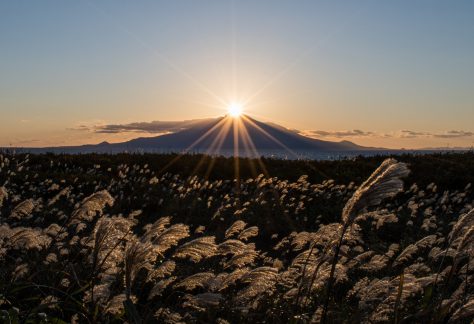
[8,115,382,156]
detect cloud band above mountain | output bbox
[305,129,374,138]
[71,118,216,134]
[71,120,473,141]
[303,129,474,139]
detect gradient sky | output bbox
[1,1,473,149]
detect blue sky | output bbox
[1,1,473,148]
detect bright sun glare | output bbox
[228,103,243,118]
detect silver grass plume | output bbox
[351,277,391,315]
[148,276,177,300]
[224,246,259,269]
[455,227,474,259]
[153,307,183,323]
[47,186,71,206]
[448,298,474,323]
[393,235,437,267]
[174,236,217,262]
[207,273,232,292]
[290,232,317,251]
[322,159,409,323]
[104,294,131,315]
[218,239,253,255]
[311,262,349,292]
[359,254,391,273]
[194,225,206,234]
[183,293,223,311]
[8,227,52,251]
[12,263,29,280]
[70,190,114,224]
[291,249,320,270]
[87,216,136,272]
[83,282,112,306]
[145,223,190,255]
[217,268,249,291]
[225,220,247,239]
[235,266,279,304]
[10,199,37,220]
[147,260,176,282]
[142,216,171,242]
[124,240,154,299]
[238,226,259,241]
[342,158,409,226]
[449,208,474,244]
[174,272,215,291]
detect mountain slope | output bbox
[13,115,375,155]
[108,115,367,152]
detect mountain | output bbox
[11,115,377,157]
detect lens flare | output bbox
[228,103,243,118]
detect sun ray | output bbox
[191,117,233,176]
[241,7,365,106]
[241,115,300,159]
[177,98,232,111]
[238,119,270,177]
[238,119,292,218]
[84,0,227,107]
[157,117,229,175]
[230,0,237,99]
[233,116,241,196]
[238,120,267,178]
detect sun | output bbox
[227,103,243,118]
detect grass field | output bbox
[0,152,473,323]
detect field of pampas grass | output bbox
[0,153,473,323]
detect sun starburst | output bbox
[228,103,243,118]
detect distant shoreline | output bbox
[1,147,472,161]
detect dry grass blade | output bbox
[0,186,8,208]
[394,271,405,324]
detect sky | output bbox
[1,0,473,149]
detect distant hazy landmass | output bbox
[5,115,471,159]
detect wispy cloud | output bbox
[433,130,474,138]
[395,130,474,139]
[304,129,375,138]
[70,118,216,134]
[397,130,432,138]
[304,129,474,139]
[67,125,91,132]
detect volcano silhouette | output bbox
[16,115,374,156]
[118,115,364,152]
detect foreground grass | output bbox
[0,152,473,323]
